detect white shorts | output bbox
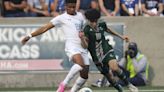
[65,48,90,65]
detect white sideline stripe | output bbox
[100,89,164,92]
[1,89,164,92]
[139,90,164,92]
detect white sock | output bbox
[70,77,87,92]
[63,64,83,85]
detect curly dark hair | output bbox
[84,9,101,22]
[65,0,77,4]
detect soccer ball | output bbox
[78,87,92,92]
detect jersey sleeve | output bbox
[50,15,62,26]
[99,22,108,32]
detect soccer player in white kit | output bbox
[21,0,90,92]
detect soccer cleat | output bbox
[56,82,65,92]
[128,84,138,92]
[91,79,102,87]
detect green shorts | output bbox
[102,51,116,65]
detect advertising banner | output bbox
[0,23,124,71]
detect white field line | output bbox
[1,89,164,92]
[94,89,164,92]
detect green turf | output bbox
[1,86,164,92]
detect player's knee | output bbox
[110,64,119,72]
[80,65,89,79]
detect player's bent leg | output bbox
[104,71,123,92]
[56,64,83,92]
[71,65,89,92]
[109,60,138,92]
[57,54,85,92]
[96,63,123,92]
[80,65,89,78]
[63,53,85,84]
[109,59,129,84]
[64,64,83,84]
[72,54,85,66]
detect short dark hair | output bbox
[84,9,101,22]
[65,0,77,4]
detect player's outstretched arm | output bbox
[21,22,54,45]
[107,28,129,42]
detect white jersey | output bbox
[50,12,87,53]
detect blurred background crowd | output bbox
[0,0,164,18]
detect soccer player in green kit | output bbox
[79,9,138,92]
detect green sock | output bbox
[116,69,130,85]
[103,74,123,92]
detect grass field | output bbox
[1,86,164,92]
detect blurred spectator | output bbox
[3,0,28,17]
[76,0,99,13]
[120,0,139,16]
[0,0,3,17]
[27,0,50,17]
[163,0,164,15]
[138,0,143,15]
[49,0,65,17]
[118,42,149,86]
[141,0,163,16]
[90,0,99,9]
[98,0,120,16]
[0,10,1,17]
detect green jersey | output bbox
[83,22,116,64]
